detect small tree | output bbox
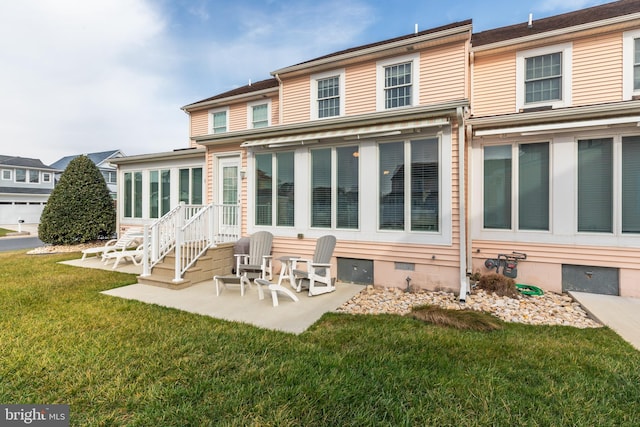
[39,155,116,244]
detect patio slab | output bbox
[101,279,364,334]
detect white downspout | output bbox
[275,73,283,124]
[457,106,469,302]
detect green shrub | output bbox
[477,273,519,298]
[39,155,116,244]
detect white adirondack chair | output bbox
[292,235,337,296]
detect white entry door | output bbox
[217,156,241,239]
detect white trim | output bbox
[1,170,11,180]
[208,106,229,134]
[623,29,640,100]
[246,99,272,129]
[310,69,345,120]
[376,53,421,112]
[474,116,640,137]
[516,43,572,111]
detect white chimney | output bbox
[528,13,533,28]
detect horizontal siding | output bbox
[472,51,516,116]
[421,41,467,105]
[190,110,208,137]
[473,240,640,270]
[273,238,460,269]
[345,61,376,115]
[281,75,310,124]
[271,96,280,126]
[572,32,622,105]
[228,103,246,132]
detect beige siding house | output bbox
[469,0,640,297]
[184,20,472,292]
[111,0,640,299]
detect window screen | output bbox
[519,142,549,230]
[311,148,331,228]
[484,145,512,229]
[578,138,612,232]
[622,136,640,233]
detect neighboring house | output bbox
[113,0,640,298]
[468,0,640,297]
[0,156,58,224]
[50,150,124,199]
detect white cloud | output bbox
[194,0,376,93]
[0,0,186,164]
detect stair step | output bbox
[137,275,192,290]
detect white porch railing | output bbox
[141,203,240,282]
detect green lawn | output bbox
[0,227,15,237]
[1,251,639,426]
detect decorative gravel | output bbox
[337,286,602,329]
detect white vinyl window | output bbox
[247,101,270,129]
[179,167,203,205]
[311,69,345,119]
[516,44,571,110]
[483,142,550,231]
[149,169,171,219]
[123,171,143,218]
[15,169,26,183]
[2,170,11,180]
[578,138,613,233]
[623,30,640,99]
[311,146,359,229]
[376,54,420,111]
[42,173,51,183]
[255,152,295,227]
[379,138,439,232]
[210,108,228,134]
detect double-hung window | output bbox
[1,170,10,180]
[311,69,344,119]
[483,142,550,231]
[377,54,419,111]
[317,76,340,118]
[379,138,439,232]
[249,102,269,128]
[211,109,228,134]
[516,44,571,109]
[28,170,39,183]
[623,30,640,99]
[385,62,412,109]
[525,53,562,104]
[255,152,294,227]
[310,146,359,229]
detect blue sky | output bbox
[0,0,611,165]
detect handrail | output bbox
[141,202,240,281]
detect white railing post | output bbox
[209,204,215,245]
[141,224,150,277]
[174,205,184,282]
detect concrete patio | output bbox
[61,256,364,334]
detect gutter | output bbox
[457,106,469,302]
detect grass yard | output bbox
[0,227,15,237]
[1,250,639,426]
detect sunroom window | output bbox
[255,152,294,227]
[483,142,549,231]
[311,146,359,229]
[379,138,439,232]
[577,138,613,233]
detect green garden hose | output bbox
[515,284,544,296]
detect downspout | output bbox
[275,73,283,124]
[457,106,469,302]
